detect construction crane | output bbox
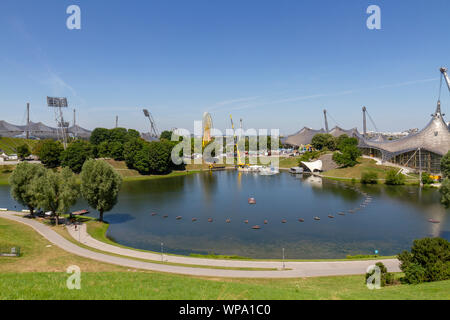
[143,109,159,139]
[440,67,450,93]
[230,114,247,168]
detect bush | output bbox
[361,172,378,184]
[385,169,406,185]
[421,172,434,185]
[397,238,450,284]
[365,262,395,287]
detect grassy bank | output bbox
[1,271,449,300]
[0,137,38,155]
[2,217,449,300]
[323,158,420,183]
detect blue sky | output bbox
[0,0,449,135]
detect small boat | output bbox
[244,219,249,224]
[298,218,305,222]
[338,212,345,216]
[328,215,335,219]
[176,216,182,220]
[226,219,231,223]
[192,218,197,222]
[151,212,158,216]
[252,225,261,230]
[264,220,268,224]
[163,215,168,218]
[71,209,89,216]
[248,198,256,204]
[428,219,440,224]
[281,219,287,223]
[208,218,213,222]
[314,217,321,221]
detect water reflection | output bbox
[0,172,449,259]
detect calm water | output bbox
[1,171,449,259]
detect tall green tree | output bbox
[90,128,111,145]
[38,140,63,168]
[36,168,78,225]
[441,151,450,178]
[160,130,173,140]
[80,159,122,222]
[148,141,172,174]
[440,178,450,207]
[332,145,361,167]
[61,140,94,173]
[311,133,337,151]
[9,163,46,216]
[123,137,146,169]
[17,144,31,160]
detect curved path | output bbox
[0,211,400,278]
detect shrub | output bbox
[16,144,31,160]
[365,262,395,287]
[361,172,378,184]
[421,172,434,185]
[385,169,406,185]
[37,140,63,168]
[397,238,450,284]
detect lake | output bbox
[1,171,448,259]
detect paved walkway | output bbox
[0,211,401,278]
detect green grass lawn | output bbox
[0,137,38,155]
[323,158,420,183]
[1,217,449,300]
[1,271,449,300]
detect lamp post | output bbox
[282,248,285,270]
[161,242,164,262]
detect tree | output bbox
[441,151,450,178]
[148,141,172,174]
[397,238,450,284]
[109,141,124,160]
[439,178,450,207]
[17,144,31,160]
[61,140,94,173]
[36,167,78,225]
[332,145,361,167]
[97,141,111,158]
[160,130,173,141]
[90,128,110,145]
[421,172,434,185]
[385,169,406,185]
[80,159,122,222]
[37,140,63,168]
[123,137,146,169]
[9,162,46,216]
[311,133,337,151]
[336,135,358,151]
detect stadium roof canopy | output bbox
[358,102,450,158]
[283,126,360,147]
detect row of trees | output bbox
[29,128,182,175]
[9,160,122,223]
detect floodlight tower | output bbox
[47,97,69,148]
[362,106,367,137]
[143,109,159,138]
[323,109,329,133]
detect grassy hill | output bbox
[0,137,38,155]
